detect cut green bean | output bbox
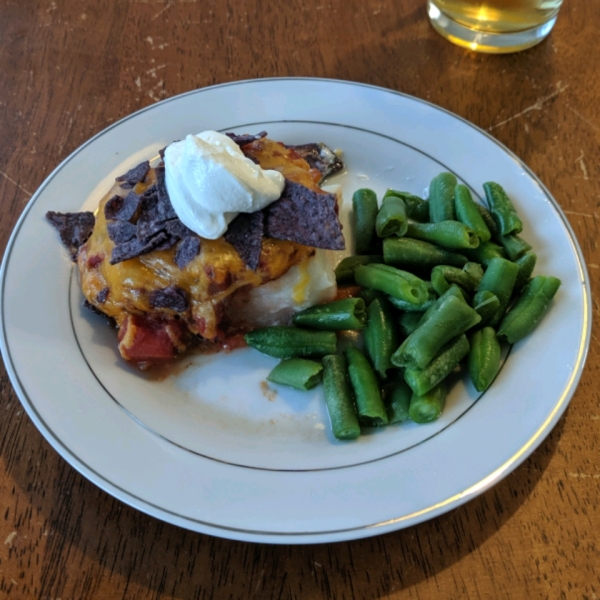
[418,285,467,327]
[383,190,429,222]
[384,379,412,424]
[513,251,537,293]
[245,327,337,359]
[463,241,507,267]
[364,298,399,379]
[477,257,519,326]
[483,181,523,236]
[476,204,501,239]
[454,184,491,243]
[463,261,484,285]
[392,295,480,369]
[431,265,480,296]
[376,195,408,238]
[497,275,561,344]
[429,172,457,222]
[345,347,388,426]
[408,382,448,423]
[498,233,532,261]
[404,335,470,396]
[354,263,429,305]
[468,327,501,392]
[267,358,324,391]
[358,287,386,304]
[387,292,436,312]
[292,298,367,330]
[383,237,468,270]
[472,290,501,326]
[353,188,379,254]
[322,355,361,440]
[335,255,382,284]
[399,311,423,337]
[406,221,479,251]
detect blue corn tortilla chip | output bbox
[175,236,201,269]
[104,191,141,222]
[46,211,96,260]
[286,143,344,181]
[224,211,264,270]
[166,219,192,239]
[110,231,169,265]
[264,180,345,250]
[154,166,177,220]
[96,287,110,304]
[107,220,137,244]
[116,160,150,188]
[226,131,267,146]
[149,285,189,312]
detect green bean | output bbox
[399,311,423,337]
[429,172,457,222]
[352,188,379,254]
[292,298,366,330]
[418,284,467,326]
[364,298,399,378]
[408,382,448,423]
[454,184,491,243]
[404,335,470,396]
[476,204,501,239]
[345,346,388,426]
[468,327,501,392]
[267,358,324,391]
[472,290,501,326]
[477,257,519,326]
[376,195,408,238]
[513,251,537,293]
[483,181,523,236]
[463,241,507,267]
[335,255,382,284]
[244,327,337,359]
[463,261,484,285]
[391,295,480,369]
[322,355,361,440]
[498,233,532,261]
[387,293,436,312]
[431,265,480,296]
[354,263,429,305]
[406,221,479,251]
[384,379,412,424]
[358,288,386,304]
[383,237,468,270]
[383,190,429,222]
[497,275,561,344]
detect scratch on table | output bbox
[575,150,590,180]
[135,76,141,89]
[588,264,599,269]
[147,80,166,102]
[488,82,569,131]
[0,171,32,198]
[563,210,595,219]
[565,103,600,134]
[145,64,167,78]
[151,0,174,20]
[568,472,600,479]
[4,531,17,547]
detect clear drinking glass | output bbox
[427,0,564,53]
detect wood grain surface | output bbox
[0,0,599,598]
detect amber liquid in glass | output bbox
[432,0,562,34]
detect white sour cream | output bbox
[163,131,285,239]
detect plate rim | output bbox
[0,77,592,543]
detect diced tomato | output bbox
[118,314,187,362]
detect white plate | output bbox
[0,78,590,544]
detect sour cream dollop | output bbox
[164,131,285,239]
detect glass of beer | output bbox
[427,0,564,53]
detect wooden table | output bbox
[0,0,598,598]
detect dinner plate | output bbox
[0,78,590,544]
